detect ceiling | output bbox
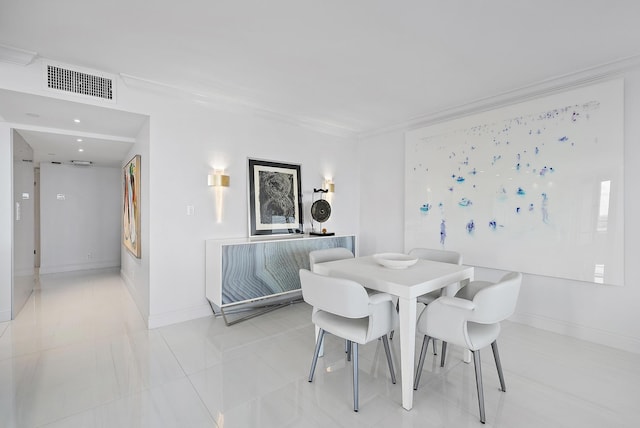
[0,89,148,167]
[1,1,640,164]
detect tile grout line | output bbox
[157,326,222,427]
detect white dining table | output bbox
[313,255,474,411]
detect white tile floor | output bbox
[1,269,639,427]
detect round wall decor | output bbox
[310,199,331,223]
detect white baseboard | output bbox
[510,311,640,354]
[14,267,34,277]
[120,268,149,327]
[148,304,213,329]
[120,269,212,329]
[40,261,120,275]
[0,308,11,322]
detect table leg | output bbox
[398,296,417,410]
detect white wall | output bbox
[39,163,121,274]
[357,130,405,257]
[121,120,151,322]
[0,125,13,321]
[0,60,360,328]
[13,57,636,350]
[12,131,34,317]
[2,57,639,350]
[358,67,640,354]
[132,91,360,328]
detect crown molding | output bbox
[0,44,38,66]
[358,54,640,140]
[119,73,358,139]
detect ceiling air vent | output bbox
[45,62,116,102]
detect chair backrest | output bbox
[408,248,462,265]
[309,247,354,272]
[470,272,522,324]
[299,269,370,318]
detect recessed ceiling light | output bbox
[78,148,84,152]
[77,138,83,142]
[73,118,81,123]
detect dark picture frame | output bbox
[248,158,303,237]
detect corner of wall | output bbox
[120,266,150,328]
[147,304,213,329]
[0,125,13,321]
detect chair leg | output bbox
[353,342,359,412]
[413,335,431,390]
[347,340,352,361]
[315,325,325,357]
[382,334,396,384]
[440,341,447,367]
[472,350,486,424]
[491,340,506,392]
[432,338,438,355]
[309,329,326,382]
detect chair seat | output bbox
[313,311,371,344]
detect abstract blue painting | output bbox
[405,79,624,285]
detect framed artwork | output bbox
[405,79,624,285]
[123,155,141,258]
[248,158,303,237]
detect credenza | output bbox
[205,234,356,323]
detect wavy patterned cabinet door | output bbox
[206,235,356,309]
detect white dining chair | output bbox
[392,248,463,354]
[299,269,398,412]
[309,247,354,273]
[413,271,522,424]
[409,248,463,305]
[308,247,355,355]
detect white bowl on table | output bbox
[373,253,418,269]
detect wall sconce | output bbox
[208,171,230,223]
[323,178,335,193]
[208,173,230,187]
[324,180,335,221]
